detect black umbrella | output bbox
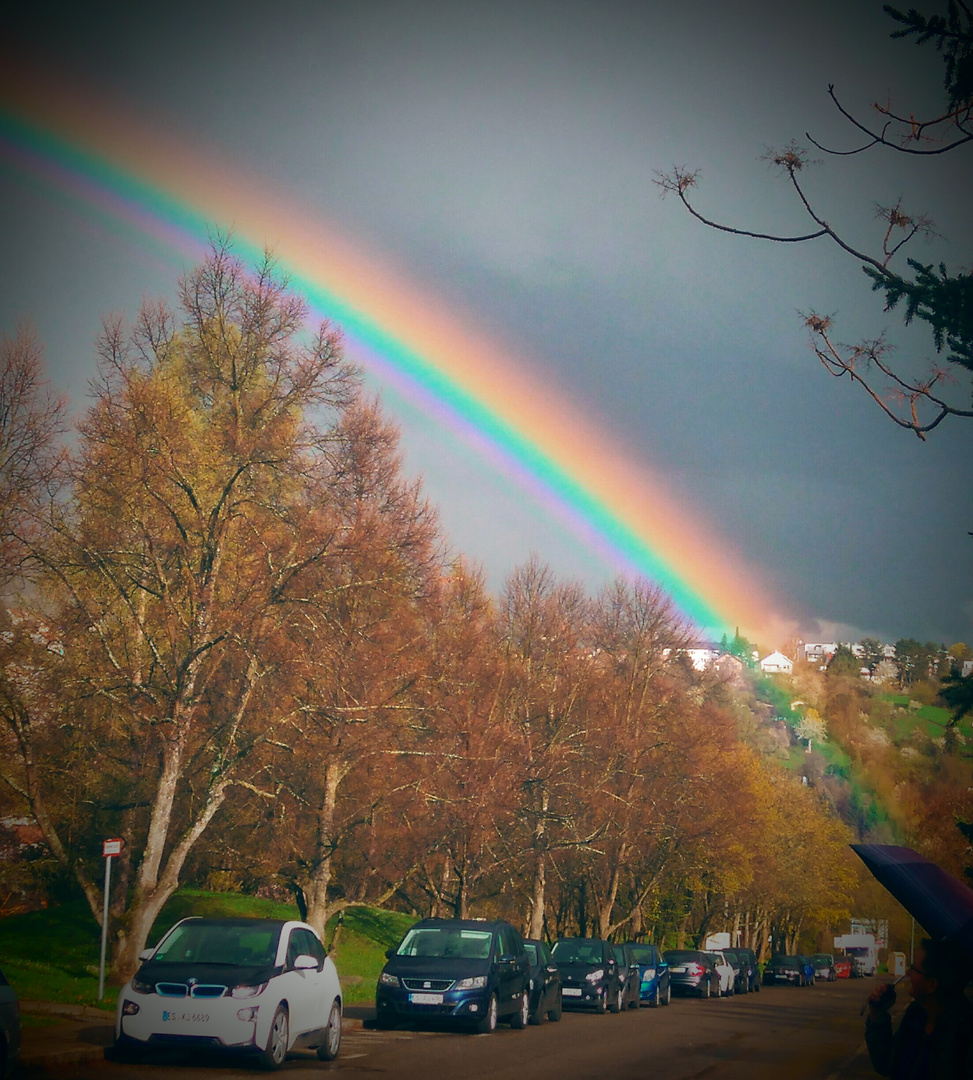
[851,844,973,957]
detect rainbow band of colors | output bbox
[0,62,784,641]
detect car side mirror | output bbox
[137,948,155,962]
[385,948,396,959]
[294,954,318,971]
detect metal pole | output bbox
[98,855,112,1000]
[910,917,914,966]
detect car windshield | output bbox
[552,940,602,964]
[523,942,538,965]
[773,957,800,969]
[396,927,493,959]
[627,945,657,963]
[664,951,700,963]
[152,921,281,966]
[812,954,833,964]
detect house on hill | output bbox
[759,650,793,674]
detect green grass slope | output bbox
[0,890,415,1010]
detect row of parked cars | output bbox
[374,919,781,1033]
[762,952,861,985]
[14,914,855,1075]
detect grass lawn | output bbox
[0,890,415,1011]
[880,695,972,755]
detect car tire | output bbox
[649,983,660,1008]
[547,990,562,1023]
[702,980,710,999]
[476,994,499,1034]
[510,989,530,1030]
[316,1000,342,1062]
[663,980,671,1006]
[595,988,607,1014]
[609,986,623,1013]
[257,1005,289,1071]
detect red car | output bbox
[834,958,852,979]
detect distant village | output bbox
[686,640,973,681]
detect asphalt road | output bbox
[25,978,890,1080]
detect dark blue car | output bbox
[375,918,530,1033]
[623,942,671,1007]
[551,937,621,1012]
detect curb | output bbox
[17,1002,365,1070]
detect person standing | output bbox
[864,938,973,1078]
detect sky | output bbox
[1,0,970,648]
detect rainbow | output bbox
[0,58,788,641]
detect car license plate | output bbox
[562,987,582,997]
[162,1011,210,1023]
[409,992,444,1005]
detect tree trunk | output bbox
[303,760,344,936]
[527,788,549,939]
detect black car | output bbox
[623,942,671,1007]
[551,938,620,1013]
[375,918,530,1033]
[810,953,837,982]
[762,954,806,986]
[611,944,641,1010]
[523,938,562,1024]
[663,950,721,998]
[0,966,20,1080]
[735,947,761,992]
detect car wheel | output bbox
[663,980,671,1006]
[594,988,608,1014]
[316,1000,342,1062]
[609,986,623,1013]
[510,989,530,1030]
[528,991,543,1026]
[476,994,499,1034]
[702,980,710,999]
[547,990,562,1023]
[257,1005,288,1071]
[649,983,660,1008]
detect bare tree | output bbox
[656,4,972,439]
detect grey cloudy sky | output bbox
[2,0,970,646]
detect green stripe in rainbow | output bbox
[0,60,787,642]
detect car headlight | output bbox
[455,975,487,990]
[230,982,268,998]
[643,968,656,980]
[585,969,605,983]
[236,1006,259,1022]
[131,976,153,994]
[378,971,400,987]
[121,999,140,1016]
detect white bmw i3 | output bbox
[114,916,342,1069]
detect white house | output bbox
[759,650,793,674]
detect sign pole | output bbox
[99,838,123,1001]
[98,854,111,1000]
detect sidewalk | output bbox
[18,1000,372,1072]
[19,1001,113,1071]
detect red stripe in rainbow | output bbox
[0,57,789,641]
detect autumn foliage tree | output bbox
[3,243,375,978]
